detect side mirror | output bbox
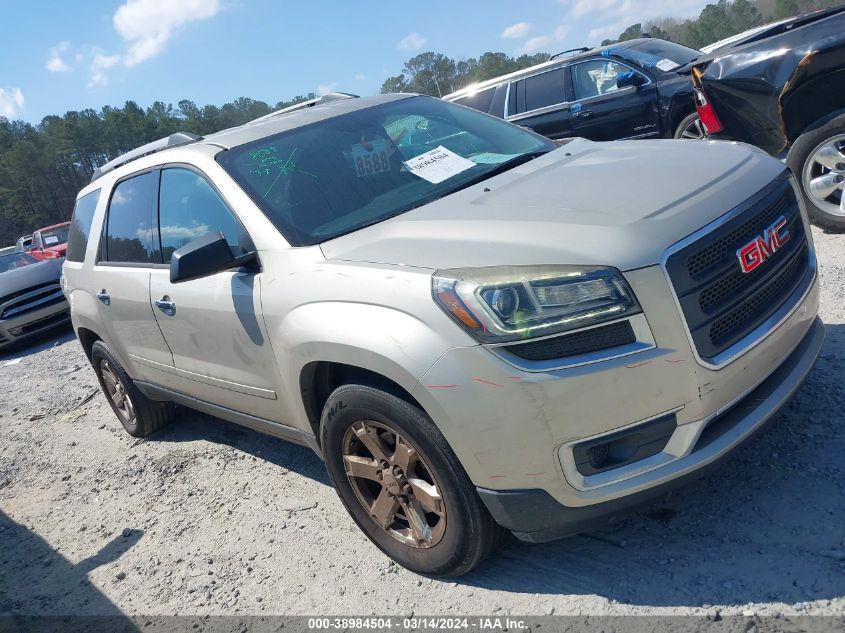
[170,231,257,283]
[616,71,646,90]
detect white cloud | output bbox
[88,53,121,88]
[46,41,72,73]
[519,35,552,54]
[354,73,366,81]
[397,32,426,51]
[0,87,24,119]
[114,0,222,67]
[501,22,531,39]
[86,0,222,87]
[554,24,571,41]
[317,82,337,96]
[563,0,709,44]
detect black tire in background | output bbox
[787,112,845,233]
[320,383,504,577]
[90,340,175,437]
[673,113,708,140]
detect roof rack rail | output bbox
[91,132,202,182]
[550,47,591,60]
[248,92,359,124]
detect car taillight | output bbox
[694,87,723,134]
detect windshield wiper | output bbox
[444,151,551,196]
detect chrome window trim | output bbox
[658,174,817,371]
[485,313,656,372]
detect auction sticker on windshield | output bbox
[403,146,475,184]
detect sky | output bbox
[0,0,715,123]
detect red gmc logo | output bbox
[737,215,791,274]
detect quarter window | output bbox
[104,172,156,264]
[522,68,566,112]
[66,189,101,262]
[158,168,250,264]
[571,60,636,100]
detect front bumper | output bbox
[477,317,823,542]
[0,300,70,350]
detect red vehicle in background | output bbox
[28,221,70,260]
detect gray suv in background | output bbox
[63,94,823,576]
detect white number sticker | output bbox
[402,146,475,184]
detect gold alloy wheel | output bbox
[342,420,446,548]
[100,359,136,425]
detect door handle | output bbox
[154,296,176,316]
[574,110,593,119]
[96,290,110,306]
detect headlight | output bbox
[432,265,641,343]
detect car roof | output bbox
[443,39,650,100]
[202,93,413,150]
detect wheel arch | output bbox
[299,360,424,441]
[782,69,845,146]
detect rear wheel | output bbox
[788,114,845,232]
[320,384,503,576]
[91,341,174,437]
[674,113,708,140]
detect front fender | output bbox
[275,301,471,428]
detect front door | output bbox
[149,166,283,422]
[567,59,659,141]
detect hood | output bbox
[45,243,68,256]
[321,138,786,272]
[0,259,63,298]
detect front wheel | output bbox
[320,384,503,576]
[787,113,845,232]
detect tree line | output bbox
[0,95,313,245]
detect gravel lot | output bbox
[0,227,843,619]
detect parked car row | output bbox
[446,4,845,233]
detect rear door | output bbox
[148,166,283,422]
[505,67,575,139]
[566,59,659,140]
[94,169,174,383]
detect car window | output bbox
[41,226,69,247]
[454,87,496,113]
[104,171,156,264]
[217,96,553,246]
[66,190,101,262]
[522,68,566,112]
[571,60,633,100]
[158,168,250,263]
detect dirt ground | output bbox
[0,227,843,619]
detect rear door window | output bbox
[522,68,566,112]
[66,190,101,262]
[103,171,157,264]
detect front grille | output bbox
[504,320,636,361]
[0,283,65,319]
[664,174,813,364]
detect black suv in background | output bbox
[445,38,704,142]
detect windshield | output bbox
[0,252,38,272]
[40,226,70,247]
[217,96,554,245]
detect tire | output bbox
[787,113,845,232]
[673,112,708,140]
[90,341,175,437]
[320,384,504,577]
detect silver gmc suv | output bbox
[62,93,823,576]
